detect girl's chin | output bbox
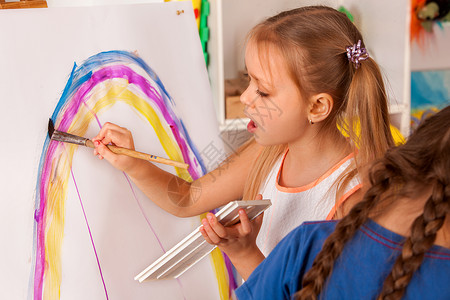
[253,135,276,147]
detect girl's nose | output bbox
[240,87,255,109]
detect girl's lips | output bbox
[247,119,257,133]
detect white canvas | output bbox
[0,3,228,299]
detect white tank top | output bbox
[256,150,361,256]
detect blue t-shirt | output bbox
[236,219,450,300]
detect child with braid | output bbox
[94,6,394,278]
[234,105,450,300]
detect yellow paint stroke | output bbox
[43,145,75,299]
[210,248,231,300]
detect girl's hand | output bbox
[92,122,140,173]
[200,194,265,260]
[200,194,266,280]
[200,209,263,259]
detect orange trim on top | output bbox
[275,149,355,193]
[326,183,362,220]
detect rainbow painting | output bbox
[31,50,236,299]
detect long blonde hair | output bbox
[243,6,394,203]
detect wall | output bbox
[222,0,340,79]
[410,23,450,71]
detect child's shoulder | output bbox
[284,220,339,245]
[301,220,339,234]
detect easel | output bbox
[0,0,47,9]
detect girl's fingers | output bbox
[201,217,221,244]
[99,126,122,146]
[95,141,115,162]
[100,131,113,146]
[237,209,252,235]
[92,122,132,147]
[199,226,214,245]
[92,123,135,159]
[92,122,111,142]
[206,213,229,238]
[201,209,261,247]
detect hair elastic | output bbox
[346,40,369,69]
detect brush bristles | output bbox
[48,118,55,139]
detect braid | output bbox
[378,166,450,299]
[296,163,394,300]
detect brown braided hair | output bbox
[295,105,450,300]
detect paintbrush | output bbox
[48,119,189,169]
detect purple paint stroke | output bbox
[55,65,201,180]
[83,102,102,127]
[223,254,238,295]
[70,167,109,300]
[123,174,166,252]
[176,278,188,300]
[34,140,60,300]
[123,173,187,300]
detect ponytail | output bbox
[342,57,394,167]
[331,58,395,215]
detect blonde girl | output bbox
[93,6,394,278]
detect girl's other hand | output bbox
[200,210,263,258]
[92,122,140,173]
[199,194,265,259]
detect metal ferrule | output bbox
[51,130,88,146]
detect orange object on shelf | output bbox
[0,0,47,9]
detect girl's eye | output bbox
[256,89,269,98]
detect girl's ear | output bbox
[309,93,333,124]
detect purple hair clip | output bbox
[346,40,369,69]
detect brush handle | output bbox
[85,140,189,169]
